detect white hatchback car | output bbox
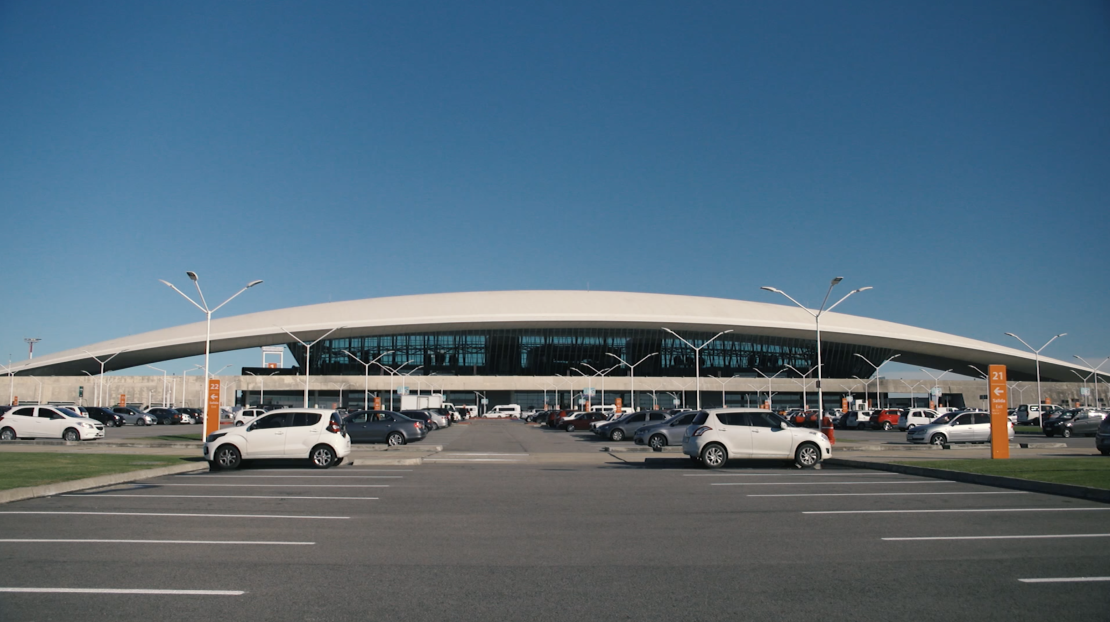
[203,408,351,470]
[0,405,105,441]
[682,408,831,469]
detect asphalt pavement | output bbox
[1,420,1108,621]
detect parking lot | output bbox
[2,420,1108,621]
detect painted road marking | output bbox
[1019,577,1110,583]
[0,588,244,595]
[156,484,389,488]
[684,473,917,477]
[0,539,314,545]
[0,511,349,519]
[805,508,1110,515]
[712,481,954,486]
[440,453,528,456]
[885,534,1110,541]
[424,458,527,462]
[176,475,403,479]
[64,494,379,500]
[749,491,1028,497]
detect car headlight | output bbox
[80,422,95,428]
[205,432,227,443]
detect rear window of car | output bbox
[291,412,322,427]
[691,411,709,425]
[717,412,750,426]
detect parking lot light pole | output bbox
[1074,356,1108,410]
[83,350,125,409]
[280,326,344,408]
[606,352,658,413]
[4,359,18,406]
[1071,370,1093,407]
[1005,333,1065,411]
[145,365,168,407]
[245,370,279,408]
[900,380,924,408]
[762,279,872,418]
[853,353,900,409]
[784,364,820,410]
[161,273,262,436]
[967,365,991,410]
[372,360,414,411]
[662,328,733,410]
[343,350,394,410]
[754,368,785,412]
[919,368,952,409]
[579,362,617,409]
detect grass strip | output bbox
[0,453,196,491]
[892,458,1110,490]
[145,435,204,443]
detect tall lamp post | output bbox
[577,362,617,408]
[1074,356,1108,409]
[3,359,17,406]
[160,273,262,436]
[145,365,168,407]
[245,370,279,408]
[754,368,785,412]
[373,360,415,410]
[919,368,952,409]
[968,365,990,410]
[84,349,125,409]
[343,350,394,410]
[853,353,900,409]
[762,278,872,417]
[662,328,733,410]
[280,326,344,408]
[606,352,658,412]
[1071,370,1093,407]
[900,380,924,408]
[1005,332,1066,409]
[784,364,820,410]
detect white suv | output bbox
[682,408,831,469]
[898,408,940,431]
[204,408,351,470]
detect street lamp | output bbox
[160,273,262,436]
[900,380,924,408]
[245,370,279,408]
[852,375,873,411]
[1071,370,1093,407]
[662,328,733,410]
[784,364,820,410]
[280,326,345,408]
[968,365,990,410]
[3,358,16,406]
[84,349,125,408]
[607,352,658,412]
[145,364,168,407]
[577,362,617,409]
[1008,381,1029,408]
[708,373,739,408]
[1005,332,1066,409]
[343,350,394,410]
[854,353,900,409]
[754,368,785,412]
[372,359,415,411]
[762,278,872,417]
[1074,356,1108,410]
[919,368,952,409]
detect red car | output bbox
[870,408,907,431]
[562,411,608,431]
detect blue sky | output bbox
[1,0,1107,379]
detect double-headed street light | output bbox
[577,362,617,408]
[280,326,345,408]
[245,370,279,408]
[919,368,952,409]
[606,352,658,412]
[784,364,820,410]
[343,350,395,410]
[161,273,262,435]
[83,349,125,408]
[854,353,899,409]
[1005,332,1066,408]
[372,359,415,410]
[145,364,168,407]
[1074,356,1108,409]
[754,368,785,412]
[662,328,733,410]
[762,278,872,418]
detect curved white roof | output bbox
[7,290,1089,381]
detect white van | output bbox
[898,408,940,431]
[487,404,521,419]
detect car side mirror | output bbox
[779,421,787,430]
[246,422,256,432]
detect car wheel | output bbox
[387,432,406,446]
[907,424,915,430]
[0,427,15,441]
[929,433,947,446]
[649,435,667,450]
[795,442,821,468]
[700,443,727,469]
[609,429,625,442]
[429,422,438,431]
[136,418,145,426]
[1062,428,1072,438]
[565,424,575,432]
[63,428,80,442]
[234,421,244,427]
[882,422,892,431]
[213,444,242,470]
[310,445,337,469]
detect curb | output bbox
[832,442,1068,452]
[0,461,208,505]
[602,446,682,453]
[348,457,424,466]
[826,458,1110,504]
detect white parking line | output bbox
[176,475,403,479]
[684,473,917,477]
[63,494,379,500]
[0,539,313,545]
[424,459,527,462]
[156,484,388,488]
[249,469,412,472]
[749,491,1028,497]
[712,481,954,486]
[0,588,244,595]
[805,508,1110,515]
[1019,577,1110,583]
[884,533,1110,541]
[0,511,348,519]
[440,453,528,456]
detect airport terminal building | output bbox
[5,291,1103,412]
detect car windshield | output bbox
[1055,411,1078,419]
[57,408,83,418]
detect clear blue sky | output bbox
[1,0,1107,378]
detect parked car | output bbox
[870,408,906,431]
[1014,403,1066,427]
[905,410,1013,445]
[898,409,940,431]
[486,404,521,418]
[401,409,449,430]
[204,408,349,470]
[427,408,453,428]
[85,406,124,427]
[595,411,669,441]
[147,407,188,424]
[344,410,427,445]
[0,405,105,441]
[682,408,831,469]
[633,410,702,449]
[178,407,205,423]
[562,411,608,431]
[1096,415,1110,455]
[234,408,268,426]
[1043,409,1107,438]
[110,406,156,426]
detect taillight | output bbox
[415,421,424,429]
[691,426,711,437]
[327,420,341,433]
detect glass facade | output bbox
[288,328,891,380]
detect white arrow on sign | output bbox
[993,387,1004,396]
[209,393,219,400]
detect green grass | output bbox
[146,435,204,443]
[892,458,1110,490]
[0,453,197,491]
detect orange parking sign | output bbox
[205,379,221,436]
[989,365,1009,459]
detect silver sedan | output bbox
[906,411,1013,445]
